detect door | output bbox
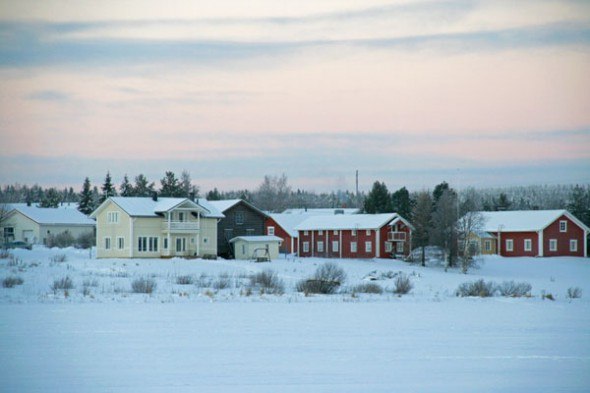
[23,230,34,244]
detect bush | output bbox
[46,231,75,248]
[296,263,347,295]
[75,232,96,249]
[52,276,74,292]
[393,274,413,295]
[131,277,157,294]
[202,254,217,260]
[497,281,532,297]
[176,275,194,285]
[351,283,383,294]
[541,290,555,301]
[7,255,22,266]
[50,254,67,263]
[296,279,340,295]
[195,273,212,288]
[213,272,231,290]
[456,279,496,297]
[0,249,12,259]
[567,287,582,299]
[315,263,347,284]
[249,270,285,295]
[2,276,24,288]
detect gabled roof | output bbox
[90,197,224,219]
[229,235,283,243]
[7,206,95,226]
[282,208,360,215]
[268,213,316,238]
[295,213,400,231]
[478,210,590,232]
[208,199,268,218]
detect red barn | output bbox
[295,213,413,259]
[478,210,588,257]
[264,214,310,254]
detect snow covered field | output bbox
[1,247,589,392]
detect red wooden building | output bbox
[295,213,413,259]
[478,210,588,257]
[264,214,309,254]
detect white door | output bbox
[23,230,34,244]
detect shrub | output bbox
[52,276,74,292]
[2,276,24,288]
[46,231,75,248]
[249,270,285,295]
[82,279,99,287]
[176,275,194,285]
[296,263,347,295]
[315,263,347,285]
[213,272,231,290]
[0,249,12,259]
[498,281,532,297]
[541,290,555,301]
[393,274,413,295]
[351,283,383,294]
[195,273,212,288]
[75,232,96,249]
[131,277,157,294]
[7,255,22,266]
[567,287,582,299]
[202,254,217,260]
[50,254,67,263]
[456,279,496,297]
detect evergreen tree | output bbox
[391,186,413,218]
[206,188,221,201]
[180,170,198,198]
[78,177,94,215]
[433,181,450,204]
[100,172,116,203]
[120,174,133,197]
[133,174,155,197]
[567,185,590,226]
[364,181,392,213]
[92,186,100,208]
[160,171,184,197]
[40,188,61,208]
[494,193,511,211]
[412,191,433,267]
[430,189,459,268]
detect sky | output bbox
[1,0,589,193]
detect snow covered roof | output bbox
[229,235,283,243]
[208,199,268,217]
[282,208,360,215]
[295,213,399,231]
[8,206,95,226]
[268,213,315,238]
[478,210,589,232]
[91,197,224,218]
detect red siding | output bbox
[264,217,295,254]
[543,215,585,257]
[493,231,539,257]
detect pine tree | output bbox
[364,181,392,213]
[120,174,133,197]
[160,171,184,197]
[494,193,511,211]
[433,181,450,204]
[411,191,432,267]
[206,188,221,200]
[40,188,61,208]
[78,177,94,215]
[133,174,155,197]
[391,186,413,218]
[180,170,198,198]
[567,185,590,226]
[100,172,116,203]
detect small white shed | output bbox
[229,235,283,261]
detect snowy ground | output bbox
[1,247,589,392]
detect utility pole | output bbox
[355,170,359,207]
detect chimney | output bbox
[27,200,31,207]
[152,191,158,202]
[189,191,195,202]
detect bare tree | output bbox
[411,191,432,267]
[430,189,458,269]
[252,174,292,212]
[456,211,486,273]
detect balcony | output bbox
[388,231,406,241]
[162,221,200,233]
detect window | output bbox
[385,242,392,252]
[235,212,244,225]
[242,244,246,255]
[104,237,111,250]
[570,239,578,252]
[524,239,532,252]
[351,229,357,237]
[318,230,323,235]
[549,239,557,252]
[366,230,371,236]
[484,240,491,252]
[267,226,275,236]
[138,237,158,252]
[304,230,309,236]
[365,241,372,253]
[176,237,186,252]
[203,237,208,244]
[333,230,338,235]
[317,241,324,252]
[506,239,513,252]
[178,212,186,222]
[224,229,233,239]
[396,242,404,253]
[303,241,309,253]
[149,237,158,252]
[3,227,14,240]
[559,220,567,232]
[332,241,339,253]
[138,237,147,252]
[164,238,168,250]
[350,241,357,253]
[107,211,119,224]
[117,237,124,250]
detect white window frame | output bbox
[317,241,324,253]
[570,239,578,252]
[506,239,513,252]
[148,237,158,252]
[117,237,124,250]
[333,230,338,235]
[351,229,357,237]
[332,241,339,253]
[304,230,309,236]
[303,241,310,253]
[235,212,244,225]
[176,237,186,252]
[350,241,357,253]
[524,239,532,252]
[365,241,372,253]
[559,220,567,232]
[104,237,111,250]
[107,211,119,224]
[385,242,392,252]
[366,230,371,236]
[163,238,168,250]
[549,239,557,252]
[178,212,186,222]
[318,230,323,235]
[267,226,275,236]
[396,242,404,253]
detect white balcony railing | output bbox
[388,231,406,241]
[162,221,200,232]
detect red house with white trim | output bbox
[264,214,308,254]
[295,213,413,259]
[478,210,588,257]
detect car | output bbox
[2,241,32,250]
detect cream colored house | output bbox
[90,196,224,259]
[1,204,95,245]
[229,235,283,260]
